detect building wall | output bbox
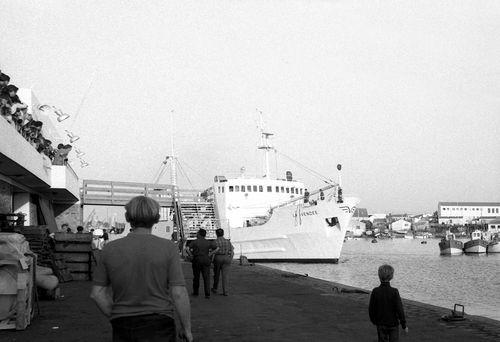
[439,203,500,220]
[0,180,12,214]
[54,203,82,231]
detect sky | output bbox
[2,0,500,214]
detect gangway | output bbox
[81,179,220,240]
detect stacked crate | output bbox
[53,233,93,281]
[18,226,51,265]
[0,243,35,330]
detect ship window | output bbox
[247,185,252,192]
[222,186,224,193]
[496,208,499,213]
[464,208,467,211]
[488,208,491,213]
[267,186,272,192]
[253,185,257,192]
[229,186,234,192]
[295,188,299,194]
[291,187,294,193]
[300,188,303,195]
[286,188,289,193]
[235,185,240,192]
[280,186,284,193]
[259,185,263,192]
[241,185,245,192]
[275,186,279,192]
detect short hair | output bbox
[198,228,207,237]
[61,223,69,228]
[124,196,160,229]
[378,264,394,282]
[216,228,224,237]
[76,226,84,232]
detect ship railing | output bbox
[214,172,305,182]
[270,183,337,211]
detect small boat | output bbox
[421,241,427,244]
[487,234,500,253]
[438,232,463,255]
[371,238,378,243]
[463,230,488,254]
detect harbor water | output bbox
[267,238,500,321]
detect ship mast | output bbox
[257,110,274,179]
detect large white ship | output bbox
[208,121,359,263]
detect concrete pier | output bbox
[1,262,499,341]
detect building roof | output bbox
[353,208,368,217]
[488,219,500,224]
[438,202,500,207]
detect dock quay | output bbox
[1,261,499,342]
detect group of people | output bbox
[90,195,407,342]
[186,228,234,298]
[0,68,73,165]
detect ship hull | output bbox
[487,241,500,253]
[464,239,488,254]
[228,197,358,262]
[439,240,463,255]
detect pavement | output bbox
[1,261,500,341]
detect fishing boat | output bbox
[210,119,359,263]
[463,230,488,254]
[487,234,500,253]
[438,232,463,256]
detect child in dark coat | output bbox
[369,264,408,342]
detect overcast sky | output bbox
[2,0,500,214]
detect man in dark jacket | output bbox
[187,229,218,298]
[369,264,408,342]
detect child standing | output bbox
[369,264,408,342]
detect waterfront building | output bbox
[413,218,430,232]
[0,88,80,231]
[487,219,500,235]
[372,218,388,234]
[347,208,369,236]
[390,219,411,234]
[438,202,500,225]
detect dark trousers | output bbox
[192,259,211,296]
[377,325,399,342]
[213,255,231,293]
[111,314,175,342]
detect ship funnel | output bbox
[286,171,293,181]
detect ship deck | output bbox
[1,262,499,341]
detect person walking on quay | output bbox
[90,196,192,342]
[211,228,234,296]
[187,228,218,298]
[369,264,408,342]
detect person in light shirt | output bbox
[91,196,192,342]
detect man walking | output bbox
[211,229,234,296]
[188,229,218,298]
[90,196,192,342]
